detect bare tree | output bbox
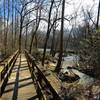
[11,0,14,51]
[29,2,42,53]
[50,17,56,56]
[55,0,65,73]
[14,6,17,50]
[25,15,30,49]
[50,1,61,56]
[3,0,6,54]
[0,8,3,47]
[42,0,55,66]
[15,0,37,52]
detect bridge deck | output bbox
[2,54,38,100]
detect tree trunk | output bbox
[3,0,6,55]
[14,9,17,50]
[29,9,41,54]
[12,0,14,51]
[50,24,56,56]
[55,0,65,73]
[25,24,28,49]
[96,0,100,30]
[35,35,38,49]
[42,0,54,66]
[19,16,23,52]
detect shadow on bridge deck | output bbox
[2,54,38,100]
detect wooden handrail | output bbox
[1,50,19,81]
[0,50,19,97]
[24,49,61,100]
[25,50,45,100]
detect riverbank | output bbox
[37,58,100,99]
[46,60,100,99]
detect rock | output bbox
[59,71,80,82]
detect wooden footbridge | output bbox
[0,50,61,100]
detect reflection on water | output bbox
[62,55,79,67]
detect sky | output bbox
[0,0,99,31]
[39,0,99,31]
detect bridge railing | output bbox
[24,50,61,100]
[0,50,19,97]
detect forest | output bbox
[0,0,100,100]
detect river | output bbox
[61,55,95,86]
[38,48,95,86]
